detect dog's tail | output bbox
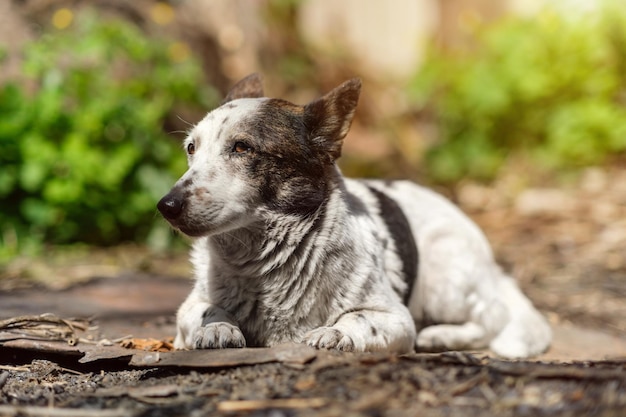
[489,276,552,358]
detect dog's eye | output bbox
[187,143,195,155]
[233,141,252,154]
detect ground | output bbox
[0,166,625,416]
[1,349,624,417]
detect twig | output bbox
[0,365,31,372]
[0,405,134,417]
[55,366,84,376]
[488,360,626,381]
[449,369,489,396]
[217,398,328,412]
[0,314,89,331]
[0,314,90,345]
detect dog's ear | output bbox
[303,78,361,162]
[222,73,264,104]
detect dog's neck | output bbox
[206,180,349,278]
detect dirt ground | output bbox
[1,166,625,416]
[0,349,624,417]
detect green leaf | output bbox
[0,7,217,247]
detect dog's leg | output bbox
[193,305,246,349]
[303,307,416,353]
[407,218,509,354]
[416,322,489,351]
[410,217,550,358]
[487,276,552,358]
[415,278,551,358]
[414,293,507,353]
[174,291,246,349]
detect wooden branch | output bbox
[0,314,89,332]
[0,405,133,417]
[217,398,328,412]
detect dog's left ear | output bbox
[304,78,361,162]
[222,73,264,104]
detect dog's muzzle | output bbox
[157,189,185,220]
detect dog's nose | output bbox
[157,191,185,220]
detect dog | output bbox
[157,74,551,358]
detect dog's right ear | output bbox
[222,73,264,104]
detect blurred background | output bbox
[0,0,625,319]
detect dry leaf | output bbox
[119,337,174,352]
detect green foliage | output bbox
[410,3,626,183]
[0,12,216,260]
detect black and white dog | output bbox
[157,74,551,358]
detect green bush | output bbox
[410,2,626,183]
[0,12,216,260]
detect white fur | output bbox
[361,180,551,357]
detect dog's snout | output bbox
[157,191,185,220]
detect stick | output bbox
[0,365,31,372]
[217,398,328,411]
[0,314,89,331]
[0,405,133,417]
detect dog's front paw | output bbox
[304,327,355,352]
[192,322,246,349]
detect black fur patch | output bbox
[240,99,330,217]
[201,306,237,326]
[367,186,419,305]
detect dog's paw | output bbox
[192,322,246,349]
[304,327,355,352]
[416,326,450,352]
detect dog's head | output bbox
[157,74,361,237]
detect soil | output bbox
[1,351,625,417]
[1,166,626,416]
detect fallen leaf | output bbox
[119,337,174,352]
